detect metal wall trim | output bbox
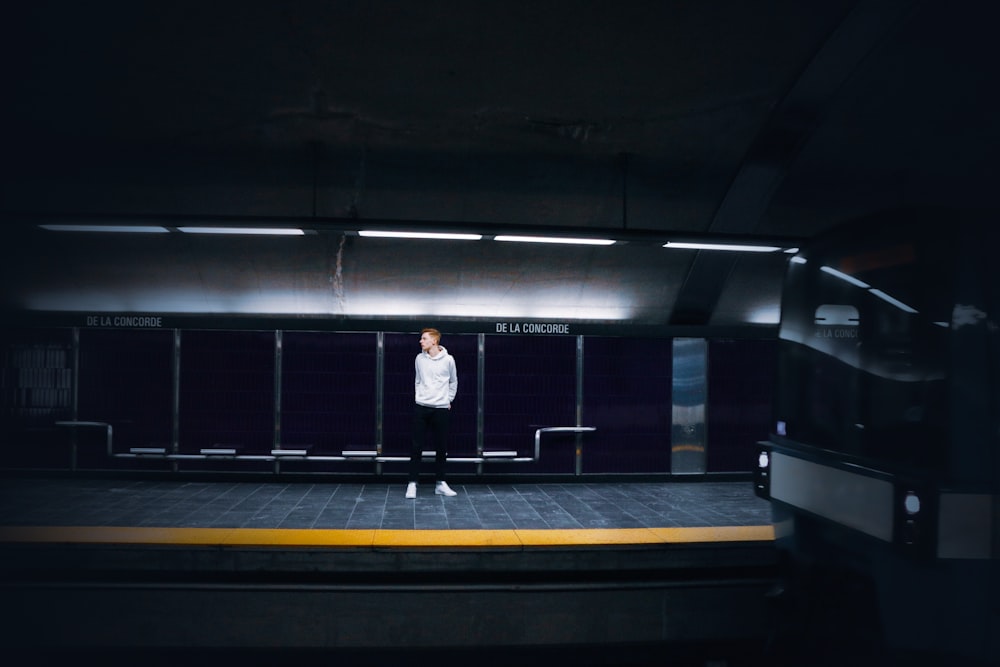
[375,332,385,474]
[770,451,894,542]
[477,333,486,473]
[575,335,585,475]
[70,327,79,422]
[172,329,181,458]
[671,337,707,474]
[273,330,282,451]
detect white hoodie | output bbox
[414,346,458,408]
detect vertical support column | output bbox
[671,337,707,474]
[375,331,385,475]
[274,330,283,450]
[69,327,80,470]
[476,333,485,475]
[273,330,283,473]
[70,328,79,421]
[171,329,181,471]
[575,335,585,476]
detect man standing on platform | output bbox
[406,328,458,499]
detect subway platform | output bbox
[0,474,784,666]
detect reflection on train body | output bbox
[756,208,998,664]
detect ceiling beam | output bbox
[669,0,917,325]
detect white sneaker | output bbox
[435,481,457,497]
[405,482,417,499]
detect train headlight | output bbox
[753,443,771,499]
[895,485,935,556]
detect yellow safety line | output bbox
[0,524,774,547]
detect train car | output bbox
[754,208,998,664]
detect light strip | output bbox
[358,230,483,240]
[820,265,918,314]
[177,227,305,236]
[869,288,918,313]
[820,265,870,288]
[39,224,170,233]
[662,241,781,252]
[494,235,615,246]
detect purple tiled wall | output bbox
[78,328,174,460]
[280,331,377,455]
[482,335,577,473]
[582,336,673,473]
[707,339,776,471]
[381,332,479,465]
[7,328,776,474]
[177,330,275,454]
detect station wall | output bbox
[1,326,775,477]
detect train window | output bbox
[774,228,953,472]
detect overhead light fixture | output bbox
[662,241,782,252]
[358,230,483,240]
[39,224,170,233]
[177,227,305,235]
[494,235,615,246]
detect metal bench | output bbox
[95,425,596,473]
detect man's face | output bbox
[419,332,436,351]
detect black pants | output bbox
[409,404,450,483]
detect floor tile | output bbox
[0,476,771,531]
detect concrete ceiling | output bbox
[2,0,998,329]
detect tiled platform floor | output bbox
[0,476,782,666]
[0,476,770,531]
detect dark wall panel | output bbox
[1,327,73,467]
[78,328,174,463]
[583,337,673,473]
[4,326,775,476]
[382,332,479,464]
[483,335,577,473]
[178,330,275,455]
[707,339,776,471]
[280,331,377,454]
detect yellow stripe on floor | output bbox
[649,525,775,543]
[0,524,774,547]
[515,528,664,545]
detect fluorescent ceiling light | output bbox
[820,265,870,289]
[358,230,483,240]
[494,235,615,246]
[663,241,781,252]
[40,224,169,233]
[178,227,304,235]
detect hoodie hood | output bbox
[423,345,449,360]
